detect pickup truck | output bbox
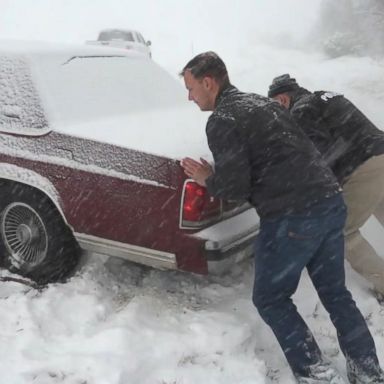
[86,28,152,58]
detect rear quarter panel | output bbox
[0,130,208,273]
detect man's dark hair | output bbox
[180,51,230,87]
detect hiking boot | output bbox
[347,357,384,384]
[296,361,346,383]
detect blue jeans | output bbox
[252,193,379,377]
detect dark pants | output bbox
[252,194,379,377]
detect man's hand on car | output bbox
[181,157,213,186]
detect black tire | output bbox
[0,181,81,284]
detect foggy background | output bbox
[1,0,382,80]
[0,0,323,74]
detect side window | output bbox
[0,56,48,134]
[124,31,134,42]
[137,33,145,44]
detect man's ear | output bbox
[202,76,213,90]
[282,94,291,109]
[274,94,291,109]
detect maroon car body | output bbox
[0,41,259,282]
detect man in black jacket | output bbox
[268,74,384,299]
[180,52,383,384]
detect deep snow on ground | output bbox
[0,247,383,384]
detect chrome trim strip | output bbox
[179,178,195,230]
[74,232,177,269]
[179,178,223,230]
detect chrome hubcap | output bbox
[1,203,48,268]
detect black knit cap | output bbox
[268,74,299,98]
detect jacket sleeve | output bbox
[290,100,333,156]
[204,116,251,201]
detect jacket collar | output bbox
[289,87,311,110]
[214,83,237,109]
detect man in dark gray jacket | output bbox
[180,52,383,384]
[268,74,384,299]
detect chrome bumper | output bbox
[191,208,259,274]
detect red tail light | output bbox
[181,180,222,228]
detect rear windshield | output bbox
[34,55,186,125]
[98,30,135,41]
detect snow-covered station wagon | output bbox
[0,40,259,283]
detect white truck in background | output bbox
[86,29,152,58]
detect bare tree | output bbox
[316,0,384,57]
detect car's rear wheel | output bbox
[0,182,81,284]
